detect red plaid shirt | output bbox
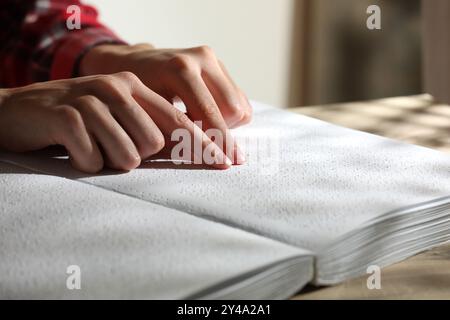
[0,0,125,88]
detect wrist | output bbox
[79,43,155,76]
[79,44,126,76]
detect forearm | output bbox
[79,43,154,76]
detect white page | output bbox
[0,162,309,299]
[2,101,450,253]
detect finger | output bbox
[189,46,245,127]
[217,60,252,127]
[130,81,232,169]
[108,96,166,161]
[73,95,141,171]
[172,72,245,165]
[202,63,246,128]
[88,72,166,160]
[51,105,104,173]
[112,99,166,161]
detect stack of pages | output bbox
[1,100,450,299]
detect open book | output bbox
[1,100,450,299]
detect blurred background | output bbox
[87,0,422,108]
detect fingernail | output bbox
[225,156,233,167]
[213,149,232,167]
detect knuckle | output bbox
[173,109,191,127]
[93,75,131,104]
[240,108,252,124]
[110,150,140,171]
[119,153,141,171]
[56,106,83,129]
[133,43,154,50]
[227,103,245,121]
[168,54,196,73]
[142,133,165,157]
[83,157,104,174]
[240,113,251,125]
[96,74,119,87]
[200,103,218,118]
[152,133,166,153]
[195,45,214,57]
[92,74,122,93]
[115,71,139,83]
[91,159,104,173]
[76,94,101,107]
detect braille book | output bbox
[1,100,449,299]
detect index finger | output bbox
[173,73,245,165]
[130,80,232,169]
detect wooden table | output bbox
[291,95,450,299]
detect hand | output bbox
[80,44,251,163]
[0,73,232,173]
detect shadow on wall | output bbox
[289,0,422,107]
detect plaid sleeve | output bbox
[0,0,126,88]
